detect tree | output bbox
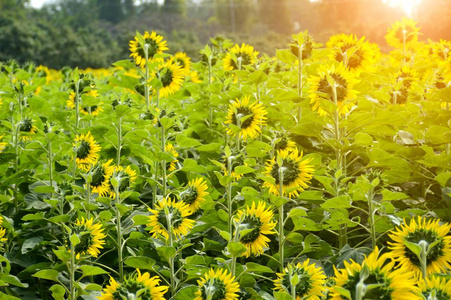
[163,0,186,16]
[258,0,291,34]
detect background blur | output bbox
[1,0,450,68]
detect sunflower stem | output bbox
[86,171,92,219]
[298,46,303,98]
[227,156,233,236]
[165,205,176,296]
[116,116,122,166]
[402,29,407,67]
[69,240,76,300]
[47,135,54,198]
[144,44,150,112]
[161,120,167,196]
[419,240,428,279]
[290,282,297,300]
[366,190,377,249]
[115,184,124,282]
[13,122,20,213]
[73,80,81,181]
[278,166,285,271]
[236,116,241,152]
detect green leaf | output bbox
[33,270,60,282]
[157,247,176,261]
[292,217,322,231]
[22,237,43,254]
[173,286,197,300]
[80,266,108,279]
[227,242,247,257]
[1,274,28,288]
[50,284,66,300]
[124,256,156,270]
[70,233,80,247]
[274,291,292,300]
[245,262,274,273]
[33,185,55,194]
[354,132,373,146]
[53,249,71,263]
[381,189,409,201]
[234,165,255,175]
[333,286,352,300]
[321,196,351,209]
[403,239,422,258]
[176,135,202,148]
[248,70,268,84]
[132,214,149,226]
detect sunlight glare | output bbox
[382,0,422,18]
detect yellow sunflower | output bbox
[431,39,451,63]
[224,43,259,71]
[308,63,359,116]
[224,96,267,140]
[73,217,106,259]
[19,118,38,141]
[274,259,326,300]
[99,269,168,300]
[73,131,101,172]
[170,52,191,75]
[234,202,276,257]
[263,148,314,198]
[330,246,420,300]
[418,276,451,299]
[385,18,420,49]
[327,34,376,73]
[274,135,297,153]
[180,177,209,212]
[67,90,103,117]
[147,198,195,241]
[189,71,202,83]
[165,142,179,172]
[153,61,184,98]
[102,165,137,198]
[290,30,315,60]
[90,159,114,196]
[388,216,451,277]
[0,135,7,153]
[0,216,8,244]
[129,31,168,68]
[194,268,240,300]
[221,152,247,181]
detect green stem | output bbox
[73,80,81,181]
[86,172,92,219]
[166,207,176,296]
[116,116,122,166]
[47,136,54,198]
[419,240,428,279]
[290,282,297,300]
[144,44,150,112]
[367,191,376,249]
[115,185,124,282]
[227,156,233,236]
[13,123,20,212]
[69,242,76,300]
[298,47,303,97]
[278,167,285,271]
[161,122,167,196]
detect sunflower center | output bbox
[275,137,289,151]
[19,119,33,132]
[270,159,301,186]
[342,271,391,300]
[112,279,151,299]
[91,166,106,188]
[317,73,348,103]
[239,215,262,244]
[160,67,174,87]
[73,228,93,255]
[200,278,226,300]
[281,269,313,297]
[231,106,254,129]
[157,207,183,230]
[175,58,186,69]
[404,229,444,266]
[181,186,198,205]
[76,140,92,160]
[82,106,98,114]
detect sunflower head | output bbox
[180,178,209,212]
[274,259,326,300]
[308,63,358,116]
[330,246,420,300]
[386,18,420,49]
[234,202,276,257]
[72,217,106,259]
[431,39,451,63]
[165,142,179,172]
[189,70,202,83]
[0,216,8,246]
[224,43,259,71]
[290,31,315,60]
[73,131,101,172]
[67,90,103,117]
[194,268,240,300]
[263,148,314,198]
[147,198,195,241]
[153,61,184,98]
[388,216,451,277]
[90,159,114,196]
[170,52,191,75]
[274,134,297,153]
[418,276,451,300]
[0,135,7,153]
[129,31,168,68]
[103,165,138,198]
[19,118,38,141]
[224,96,267,141]
[99,270,168,300]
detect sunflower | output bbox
[221,152,247,181]
[431,39,451,63]
[147,198,195,240]
[189,70,202,83]
[99,269,168,300]
[73,131,101,172]
[290,31,315,60]
[180,177,209,212]
[129,31,168,68]
[274,135,297,153]
[72,217,106,259]
[263,148,314,198]
[0,135,6,153]
[308,63,358,116]
[36,65,51,84]
[19,118,38,141]
[388,216,451,277]
[153,61,184,98]
[224,43,259,71]
[386,18,420,49]
[234,202,276,257]
[170,52,191,75]
[90,159,114,196]
[330,246,420,300]
[224,96,267,140]
[327,34,376,73]
[194,268,240,300]
[0,216,8,244]
[102,165,138,198]
[67,90,103,117]
[165,142,179,172]
[418,276,451,300]
[274,259,326,300]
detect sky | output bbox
[30,0,49,8]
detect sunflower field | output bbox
[1,17,451,299]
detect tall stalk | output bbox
[116,116,122,166]
[144,44,150,112]
[366,190,376,249]
[227,156,233,236]
[69,240,76,300]
[13,122,20,212]
[278,166,285,271]
[160,120,167,196]
[115,184,124,282]
[165,207,176,296]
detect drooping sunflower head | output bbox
[395,66,418,90]
[194,268,240,300]
[90,159,114,196]
[99,270,168,300]
[73,131,101,172]
[274,134,297,153]
[224,96,267,141]
[180,177,209,212]
[327,34,376,73]
[0,216,8,245]
[19,118,38,141]
[263,148,314,198]
[224,43,259,71]
[290,30,315,60]
[67,90,103,117]
[165,142,179,172]
[386,18,420,49]
[72,217,106,259]
[388,216,451,277]
[308,63,359,116]
[431,39,451,63]
[170,52,191,75]
[234,201,277,257]
[129,31,168,68]
[330,246,420,300]
[103,165,138,198]
[153,61,184,98]
[0,135,7,153]
[274,259,326,300]
[418,276,451,300]
[147,198,195,241]
[221,151,246,181]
